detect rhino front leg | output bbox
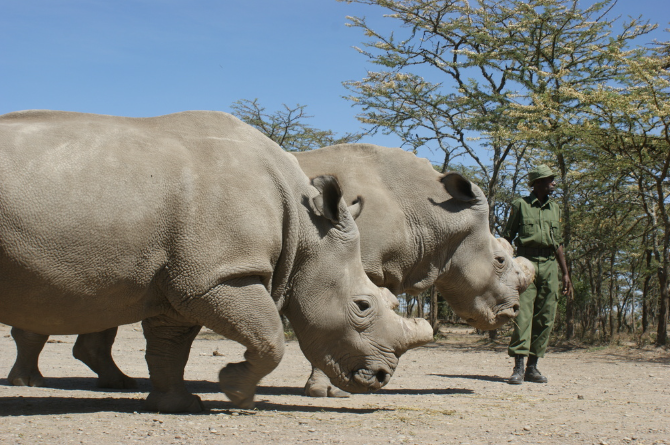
[8,327,48,387]
[304,366,350,398]
[72,328,137,389]
[142,316,203,413]
[177,277,285,410]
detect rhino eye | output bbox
[355,300,371,312]
[496,256,505,265]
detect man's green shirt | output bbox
[502,192,563,250]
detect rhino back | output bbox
[0,110,302,333]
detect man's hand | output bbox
[562,274,573,297]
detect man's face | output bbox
[534,176,556,196]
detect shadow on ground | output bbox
[0,377,471,416]
[432,373,507,383]
[0,394,398,416]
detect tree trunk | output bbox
[587,261,597,337]
[642,249,652,334]
[642,297,649,334]
[656,264,668,346]
[428,286,439,334]
[608,251,615,338]
[406,296,415,318]
[565,284,574,339]
[557,152,574,339]
[630,295,635,335]
[651,173,669,345]
[595,254,605,338]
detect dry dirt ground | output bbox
[0,323,668,445]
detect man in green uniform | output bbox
[502,164,572,384]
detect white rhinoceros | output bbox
[295,144,534,396]
[0,111,433,413]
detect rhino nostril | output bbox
[512,303,520,313]
[376,370,388,385]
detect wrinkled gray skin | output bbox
[294,144,534,397]
[0,112,433,413]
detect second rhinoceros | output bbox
[0,111,433,412]
[296,144,534,327]
[295,144,534,396]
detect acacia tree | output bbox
[565,158,649,338]
[338,0,653,232]
[570,44,670,345]
[230,99,362,151]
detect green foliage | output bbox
[339,0,656,233]
[437,300,455,321]
[230,99,363,152]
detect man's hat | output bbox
[527,164,555,187]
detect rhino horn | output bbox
[496,238,534,290]
[514,256,535,290]
[496,237,514,256]
[381,288,399,310]
[396,317,434,355]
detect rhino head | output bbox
[433,173,534,330]
[283,175,433,393]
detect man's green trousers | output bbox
[508,256,559,358]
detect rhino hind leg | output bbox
[8,327,48,387]
[72,328,137,389]
[142,317,204,413]
[304,366,350,398]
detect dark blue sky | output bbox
[2,0,667,165]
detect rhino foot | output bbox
[73,329,137,390]
[304,381,351,398]
[8,366,45,387]
[8,328,48,387]
[144,390,205,413]
[97,373,138,390]
[8,371,46,387]
[304,367,350,398]
[219,363,257,409]
[327,386,351,398]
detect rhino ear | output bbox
[311,175,343,223]
[348,196,364,220]
[440,172,477,202]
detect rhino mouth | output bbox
[496,303,520,322]
[466,301,520,330]
[351,367,392,392]
[323,354,396,394]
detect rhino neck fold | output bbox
[269,178,306,313]
[394,220,463,295]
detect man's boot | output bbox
[525,355,548,383]
[507,355,525,385]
